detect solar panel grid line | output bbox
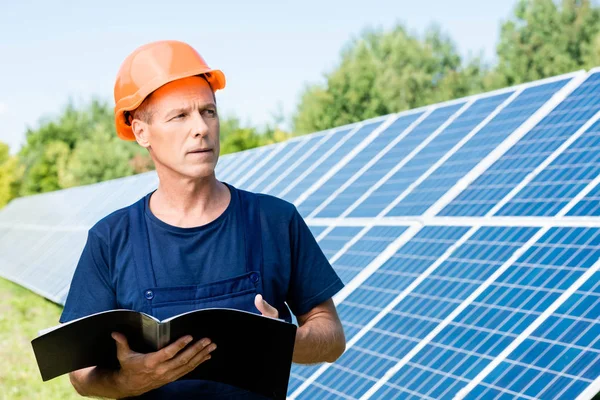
[276,118,384,199]
[577,375,600,400]
[232,142,286,187]
[222,147,268,184]
[331,225,420,304]
[377,89,522,218]
[306,215,600,229]
[262,128,339,194]
[451,73,600,218]
[331,99,474,220]
[359,225,550,400]
[384,228,596,399]
[424,70,589,217]
[288,225,422,398]
[323,225,372,266]
[306,108,434,219]
[293,114,401,207]
[214,148,251,180]
[214,153,233,174]
[453,256,600,400]
[563,166,600,216]
[289,224,474,398]
[245,136,309,191]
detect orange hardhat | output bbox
[113,40,226,141]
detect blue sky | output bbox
[0,0,516,154]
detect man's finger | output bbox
[169,342,216,380]
[163,338,213,370]
[112,332,132,358]
[254,294,279,318]
[153,335,194,363]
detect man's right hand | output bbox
[110,331,217,397]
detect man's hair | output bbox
[127,74,215,126]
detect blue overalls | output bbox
[126,189,271,399]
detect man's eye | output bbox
[204,109,217,117]
[174,113,185,119]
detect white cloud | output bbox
[0,102,6,116]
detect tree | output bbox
[293,24,488,134]
[17,99,154,195]
[219,115,291,154]
[496,0,600,85]
[0,142,24,208]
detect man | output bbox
[60,40,346,399]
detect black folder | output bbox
[31,308,297,399]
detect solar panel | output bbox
[1,68,599,399]
[440,72,600,217]
[495,117,600,216]
[568,182,600,216]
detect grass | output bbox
[0,277,81,399]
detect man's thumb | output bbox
[254,294,278,317]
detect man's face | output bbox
[132,76,220,179]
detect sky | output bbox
[0,0,517,154]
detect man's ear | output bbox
[131,119,151,149]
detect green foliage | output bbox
[0,142,24,208]
[15,99,154,198]
[219,115,291,155]
[294,0,600,133]
[0,277,79,399]
[495,0,600,85]
[293,24,489,134]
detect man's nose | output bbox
[191,112,209,137]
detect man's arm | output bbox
[255,295,345,364]
[69,333,216,398]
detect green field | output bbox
[0,277,80,399]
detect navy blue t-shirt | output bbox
[60,183,343,398]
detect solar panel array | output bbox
[1,68,599,399]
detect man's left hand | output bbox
[254,294,279,319]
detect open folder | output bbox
[31,308,297,399]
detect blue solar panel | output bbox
[360,92,514,217]
[297,111,424,217]
[464,230,600,400]
[279,121,384,205]
[316,226,364,261]
[307,225,327,238]
[496,119,600,216]
[441,74,600,217]
[295,226,538,400]
[264,129,351,196]
[335,226,469,337]
[244,137,307,192]
[339,102,467,218]
[331,225,408,284]
[313,104,463,219]
[233,142,285,188]
[369,227,598,399]
[218,147,256,181]
[288,225,410,394]
[253,133,327,194]
[228,147,278,186]
[568,182,600,216]
[390,78,573,217]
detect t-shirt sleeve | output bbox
[286,208,344,316]
[59,229,117,323]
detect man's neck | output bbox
[148,174,231,228]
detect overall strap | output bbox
[238,189,264,278]
[129,196,158,313]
